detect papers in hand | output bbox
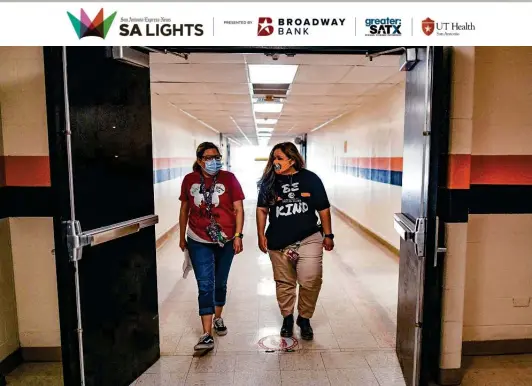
[182,249,192,279]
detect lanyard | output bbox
[199,174,217,221]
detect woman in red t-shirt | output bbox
[179,142,245,353]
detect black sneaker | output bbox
[213,317,228,336]
[296,316,314,340]
[280,314,294,338]
[194,333,215,351]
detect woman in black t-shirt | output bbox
[256,142,335,341]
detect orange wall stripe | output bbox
[471,155,532,185]
[2,156,51,187]
[448,154,472,189]
[4,154,530,188]
[153,157,195,170]
[343,157,403,172]
[0,156,5,186]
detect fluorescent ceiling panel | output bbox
[256,127,274,132]
[258,137,270,146]
[253,102,283,113]
[256,118,278,125]
[248,64,298,84]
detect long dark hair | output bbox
[258,142,305,205]
[193,142,220,172]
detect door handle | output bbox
[393,213,415,241]
[65,215,159,262]
[394,213,426,257]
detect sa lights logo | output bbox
[67,8,117,39]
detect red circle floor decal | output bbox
[258,335,299,351]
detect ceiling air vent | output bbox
[252,83,290,97]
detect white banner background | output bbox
[0,2,529,46]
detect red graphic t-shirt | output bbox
[179,171,245,243]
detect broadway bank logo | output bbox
[257,17,274,36]
[257,16,346,36]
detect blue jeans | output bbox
[187,238,235,316]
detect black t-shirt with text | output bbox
[257,168,331,251]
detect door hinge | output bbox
[414,218,426,257]
[65,220,91,262]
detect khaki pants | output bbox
[268,232,323,319]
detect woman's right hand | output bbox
[179,238,187,252]
[258,235,268,254]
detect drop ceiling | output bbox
[150,52,405,145]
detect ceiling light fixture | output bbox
[286,125,296,134]
[226,136,242,146]
[310,112,349,133]
[256,127,275,132]
[253,102,283,113]
[244,56,260,145]
[178,107,220,134]
[248,64,299,84]
[230,116,253,146]
[258,138,270,147]
[256,118,278,125]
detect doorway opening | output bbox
[147,47,446,386]
[0,46,447,386]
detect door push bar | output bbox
[65,215,159,262]
[393,213,426,257]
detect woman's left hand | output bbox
[233,237,243,254]
[323,237,334,252]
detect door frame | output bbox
[143,44,450,384]
[420,46,452,384]
[41,45,448,385]
[43,46,83,384]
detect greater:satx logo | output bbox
[365,17,402,36]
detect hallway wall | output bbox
[307,81,405,250]
[0,47,60,358]
[461,47,532,343]
[150,92,219,242]
[0,219,18,362]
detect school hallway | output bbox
[130,197,532,386]
[2,47,532,386]
[144,200,403,386]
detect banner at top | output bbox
[0,2,531,46]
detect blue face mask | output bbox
[204,159,223,175]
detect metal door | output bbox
[44,47,160,386]
[394,47,451,386]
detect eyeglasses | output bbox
[202,155,222,161]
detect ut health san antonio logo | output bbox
[67,8,117,39]
[257,17,274,36]
[422,18,435,36]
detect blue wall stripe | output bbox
[153,167,191,184]
[335,165,403,186]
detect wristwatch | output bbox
[235,233,244,239]
[324,234,334,240]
